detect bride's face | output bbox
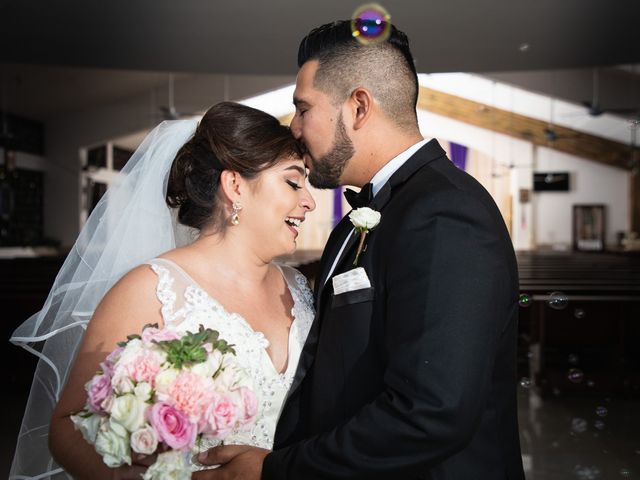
[242,155,316,257]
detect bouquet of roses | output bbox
[71,324,258,480]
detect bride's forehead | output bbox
[268,156,306,173]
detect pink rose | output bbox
[87,373,113,413]
[100,346,124,376]
[141,327,181,343]
[148,403,196,451]
[238,387,258,424]
[204,393,240,439]
[131,424,159,455]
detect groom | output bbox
[197,20,525,479]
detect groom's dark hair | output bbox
[298,20,419,131]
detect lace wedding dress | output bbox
[147,258,314,469]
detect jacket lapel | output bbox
[314,214,354,304]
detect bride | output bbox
[10,102,317,479]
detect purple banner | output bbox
[333,187,343,227]
[450,142,468,171]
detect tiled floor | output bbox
[4,366,639,479]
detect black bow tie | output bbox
[344,183,373,209]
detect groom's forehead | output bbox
[295,61,319,89]
[293,61,323,103]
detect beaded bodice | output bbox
[147,258,314,465]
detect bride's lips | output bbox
[285,216,304,237]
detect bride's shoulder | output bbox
[88,263,164,338]
[102,264,161,309]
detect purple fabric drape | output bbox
[333,187,343,227]
[450,142,468,171]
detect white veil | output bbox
[9,117,200,479]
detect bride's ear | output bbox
[219,170,243,204]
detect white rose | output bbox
[71,413,104,444]
[134,382,153,402]
[110,394,146,432]
[111,373,135,394]
[191,350,223,378]
[154,367,180,395]
[215,357,250,390]
[143,450,191,480]
[122,338,143,352]
[130,424,158,455]
[95,420,131,467]
[349,207,381,230]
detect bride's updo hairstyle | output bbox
[166,102,303,233]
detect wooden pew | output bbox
[517,251,640,397]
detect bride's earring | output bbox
[231,201,243,225]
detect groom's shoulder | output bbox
[414,155,492,200]
[401,155,469,197]
[392,157,498,220]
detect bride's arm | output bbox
[49,265,163,480]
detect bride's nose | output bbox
[300,188,316,212]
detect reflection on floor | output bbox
[518,387,639,479]
[3,370,639,478]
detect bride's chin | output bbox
[280,240,298,257]
[280,242,297,256]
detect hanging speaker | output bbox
[533,172,570,192]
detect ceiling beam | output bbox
[417,86,633,170]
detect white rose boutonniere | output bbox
[349,207,381,266]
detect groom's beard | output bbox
[308,113,354,189]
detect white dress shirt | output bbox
[324,138,430,284]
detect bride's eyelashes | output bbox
[286,179,302,191]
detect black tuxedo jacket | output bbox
[263,140,525,479]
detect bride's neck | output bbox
[188,230,272,287]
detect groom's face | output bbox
[291,60,354,189]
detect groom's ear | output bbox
[350,87,374,131]
[219,170,243,202]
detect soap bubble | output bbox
[573,465,601,479]
[518,293,532,307]
[571,417,588,433]
[351,3,392,45]
[568,368,585,383]
[548,291,569,310]
[520,377,532,388]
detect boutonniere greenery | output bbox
[349,207,381,266]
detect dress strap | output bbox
[147,259,178,325]
[147,257,203,326]
[277,263,315,321]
